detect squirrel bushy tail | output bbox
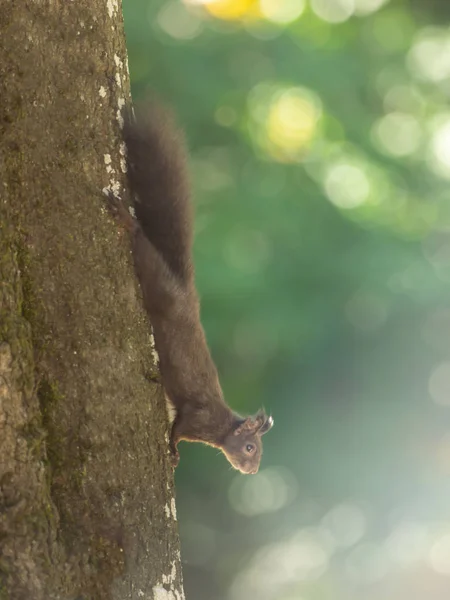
[124,101,194,284]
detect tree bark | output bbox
[0,2,184,599]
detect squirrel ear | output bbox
[233,417,259,436]
[233,411,274,436]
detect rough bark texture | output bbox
[0,2,184,599]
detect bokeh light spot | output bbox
[385,521,430,566]
[429,362,450,406]
[324,162,371,209]
[372,112,421,157]
[310,0,354,24]
[157,1,203,39]
[383,84,425,114]
[354,0,389,16]
[422,230,450,281]
[434,433,450,476]
[321,502,366,548]
[248,85,322,162]
[345,543,390,584]
[429,533,450,574]
[370,8,414,53]
[429,120,450,179]
[229,467,298,516]
[408,29,450,82]
[259,0,305,24]
[422,309,450,354]
[229,529,330,600]
[215,105,237,126]
[204,0,257,20]
[266,88,322,160]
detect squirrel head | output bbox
[222,410,273,474]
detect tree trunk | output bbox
[0,2,184,599]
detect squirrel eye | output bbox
[246,444,255,453]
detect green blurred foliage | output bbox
[123,1,450,599]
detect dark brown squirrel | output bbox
[106,100,273,474]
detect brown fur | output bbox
[107,100,273,474]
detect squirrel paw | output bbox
[103,188,137,232]
[103,188,121,213]
[169,447,180,469]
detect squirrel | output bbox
[105,99,273,474]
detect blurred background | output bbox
[123,1,450,598]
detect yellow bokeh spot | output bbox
[205,0,259,21]
[260,0,306,25]
[266,88,321,160]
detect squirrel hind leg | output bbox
[103,189,138,233]
[132,231,182,315]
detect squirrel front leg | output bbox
[169,407,199,468]
[169,416,182,467]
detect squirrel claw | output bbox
[103,189,137,232]
[103,188,120,213]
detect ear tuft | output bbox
[258,414,273,435]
